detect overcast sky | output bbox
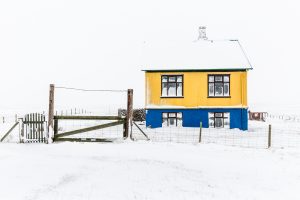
[1,0,300,113]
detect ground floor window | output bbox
[162,112,182,127]
[209,112,230,128]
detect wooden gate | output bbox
[21,113,47,143]
[53,115,126,142]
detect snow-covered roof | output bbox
[141,40,253,71]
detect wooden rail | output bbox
[54,115,124,120]
[1,122,19,142]
[133,121,149,140]
[54,138,114,143]
[54,120,125,139]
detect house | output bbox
[142,38,252,130]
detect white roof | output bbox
[141,40,252,71]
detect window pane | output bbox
[209,120,214,127]
[177,76,183,82]
[215,113,222,117]
[169,113,176,117]
[215,118,223,128]
[224,113,230,128]
[162,119,168,127]
[224,83,230,96]
[224,75,230,82]
[177,83,183,96]
[169,76,176,82]
[162,76,168,82]
[209,112,215,127]
[208,76,214,82]
[177,119,182,127]
[162,83,168,96]
[215,76,222,82]
[224,115,230,128]
[224,112,230,118]
[215,83,223,96]
[177,112,182,118]
[209,83,214,96]
[168,83,176,96]
[224,120,229,126]
[162,113,168,118]
[169,118,176,126]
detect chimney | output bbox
[198,26,208,40]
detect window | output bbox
[161,75,183,97]
[162,112,182,127]
[209,112,230,128]
[208,75,230,97]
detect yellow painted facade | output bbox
[145,71,248,108]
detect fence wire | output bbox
[2,112,300,148]
[56,119,124,140]
[53,110,124,140]
[132,121,300,149]
[0,114,22,143]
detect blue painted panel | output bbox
[241,108,248,130]
[146,108,248,130]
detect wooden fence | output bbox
[53,115,127,142]
[21,113,47,143]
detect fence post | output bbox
[124,89,133,139]
[199,121,202,143]
[53,118,58,139]
[48,84,55,141]
[268,124,272,148]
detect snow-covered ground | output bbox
[0,142,299,200]
[1,108,300,200]
[132,120,300,149]
[2,113,300,149]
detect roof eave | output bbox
[142,68,252,72]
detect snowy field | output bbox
[1,113,300,149]
[132,120,300,149]
[1,108,300,200]
[0,142,300,200]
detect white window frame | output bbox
[161,75,183,97]
[209,112,230,128]
[162,112,182,127]
[208,75,230,97]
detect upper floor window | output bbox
[161,75,183,97]
[208,75,230,97]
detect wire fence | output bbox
[267,113,300,123]
[54,86,128,117]
[132,121,300,149]
[2,111,300,149]
[55,119,124,140]
[52,108,125,140]
[0,114,20,124]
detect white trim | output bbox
[146,105,248,109]
[160,96,184,98]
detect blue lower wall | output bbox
[146,108,248,130]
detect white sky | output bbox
[1,0,300,113]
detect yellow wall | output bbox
[145,71,248,107]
